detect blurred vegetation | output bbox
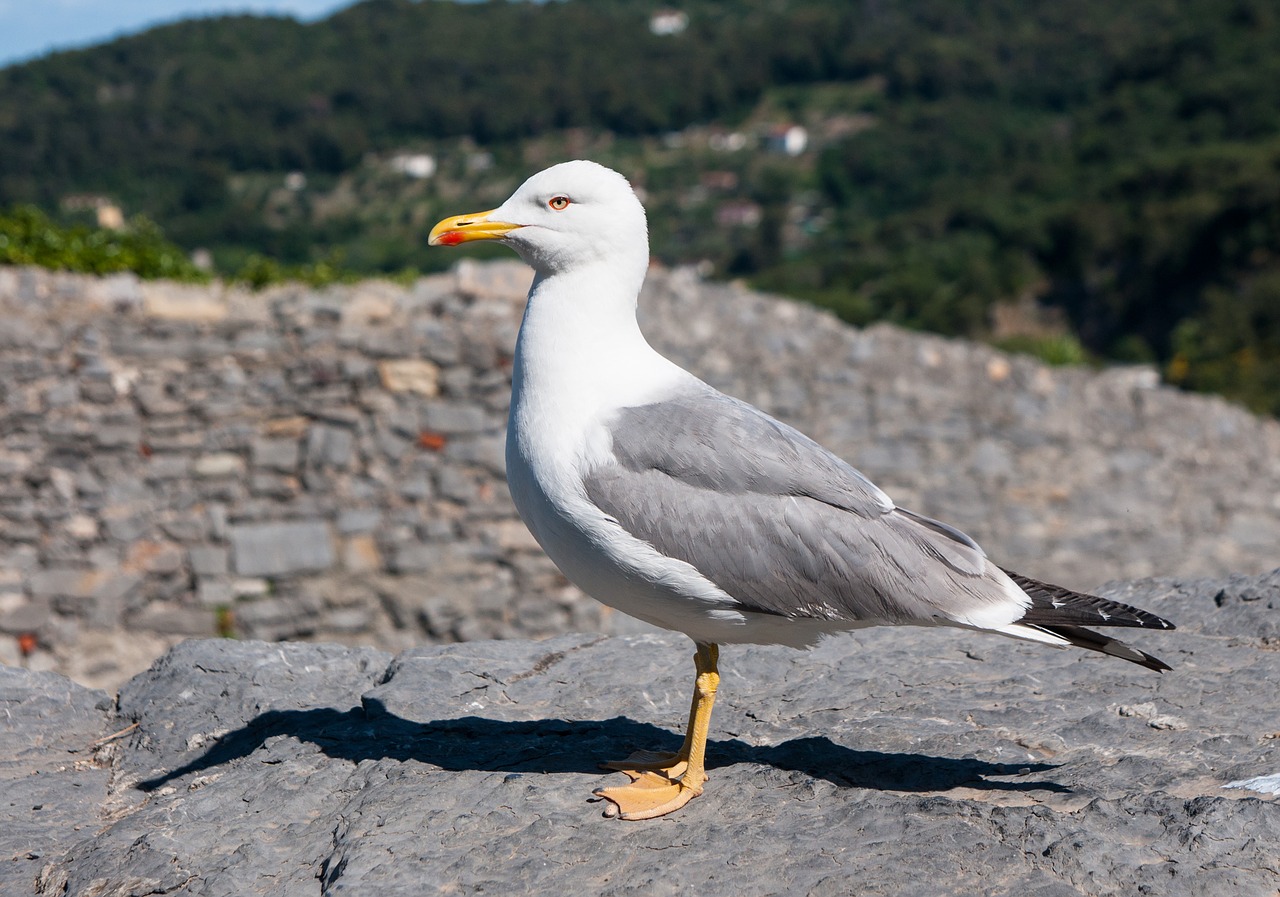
[993,334,1092,368]
[0,205,206,280]
[230,250,367,289]
[0,206,394,289]
[1,0,1278,413]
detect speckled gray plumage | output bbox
[584,389,1007,625]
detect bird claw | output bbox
[593,770,703,820]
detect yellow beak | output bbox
[428,209,523,246]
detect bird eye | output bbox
[548,195,570,211]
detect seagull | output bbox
[429,160,1174,821]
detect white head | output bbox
[429,160,649,279]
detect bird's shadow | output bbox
[137,697,1068,796]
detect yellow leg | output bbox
[595,643,720,820]
[599,655,701,781]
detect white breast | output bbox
[502,272,761,640]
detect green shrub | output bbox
[0,206,207,281]
[231,249,361,290]
[993,333,1092,367]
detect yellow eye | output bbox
[548,195,570,211]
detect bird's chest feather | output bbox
[504,380,605,554]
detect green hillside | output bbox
[2,0,1279,413]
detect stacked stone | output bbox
[0,261,1277,688]
[0,261,599,685]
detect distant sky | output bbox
[0,0,354,67]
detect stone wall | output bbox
[1,261,1278,687]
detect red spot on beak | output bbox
[437,231,465,246]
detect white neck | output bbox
[511,262,685,416]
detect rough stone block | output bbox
[305,424,355,468]
[43,381,79,408]
[323,606,374,633]
[79,379,117,404]
[159,512,207,542]
[194,453,247,478]
[229,521,335,577]
[437,467,478,503]
[336,508,382,534]
[388,541,443,574]
[485,519,541,553]
[123,540,184,575]
[130,603,217,636]
[0,451,33,477]
[454,257,533,301]
[232,578,271,599]
[29,568,99,600]
[421,402,490,434]
[340,287,396,327]
[0,598,51,634]
[249,472,300,499]
[64,514,99,541]
[394,474,431,501]
[143,455,190,483]
[196,576,233,607]
[231,594,323,641]
[250,437,300,472]
[378,359,440,396]
[134,383,185,416]
[32,568,143,628]
[94,423,143,449]
[446,433,507,476]
[263,416,310,438]
[141,282,228,322]
[188,545,230,577]
[0,569,23,595]
[342,535,382,573]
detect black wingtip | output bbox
[1004,569,1176,631]
[1125,646,1173,673]
[1036,622,1172,672]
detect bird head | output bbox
[429,160,649,277]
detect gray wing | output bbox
[583,389,1017,626]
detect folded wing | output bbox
[584,389,1026,629]
[583,388,1173,670]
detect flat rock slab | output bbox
[7,573,1280,896]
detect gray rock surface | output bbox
[7,572,1279,896]
[2,261,1280,690]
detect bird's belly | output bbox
[506,445,693,617]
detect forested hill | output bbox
[2,0,1280,414]
[0,0,845,199]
